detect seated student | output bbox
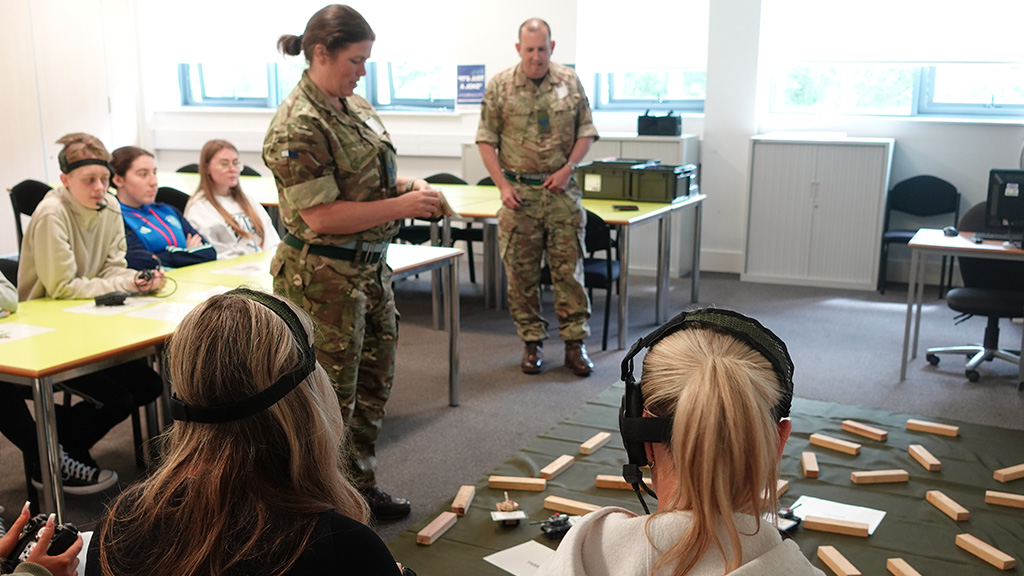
[535,308,824,576]
[111,146,216,269]
[89,289,406,576]
[184,139,280,259]
[0,503,83,576]
[0,274,15,317]
[1,133,165,494]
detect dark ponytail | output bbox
[277,4,375,62]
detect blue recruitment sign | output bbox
[457,65,486,105]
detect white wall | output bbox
[5,0,1024,280]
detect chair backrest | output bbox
[425,173,467,185]
[584,209,614,257]
[156,186,191,213]
[9,179,53,248]
[477,176,495,186]
[0,258,17,286]
[176,164,199,174]
[241,165,261,176]
[957,202,1024,291]
[888,175,960,217]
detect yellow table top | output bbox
[433,184,705,225]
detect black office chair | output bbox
[879,175,960,294]
[8,180,53,249]
[423,173,484,284]
[156,186,190,213]
[477,176,495,186]
[541,209,620,350]
[925,202,1024,388]
[0,258,17,285]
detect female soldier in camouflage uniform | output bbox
[263,4,440,522]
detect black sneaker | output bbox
[31,451,118,496]
[0,505,6,538]
[360,486,411,521]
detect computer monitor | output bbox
[985,169,1024,232]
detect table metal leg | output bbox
[691,203,702,303]
[618,226,630,350]
[483,223,499,309]
[32,376,64,520]
[656,215,672,324]
[912,252,927,359]
[447,258,461,407]
[900,249,920,380]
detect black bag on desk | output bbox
[637,111,681,136]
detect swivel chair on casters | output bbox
[925,203,1024,389]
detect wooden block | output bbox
[778,478,789,496]
[908,444,941,471]
[841,419,888,441]
[543,495,601,515]
[539,455,575,480]
[450,485,475,516]
[850,469,909,484]
[810,433,862,455]
[488,475,546,491]
[906,418,959,437]
[817,545,862,576]
[416,511,457,545]
[802,452,819,478]
[886,557,923,576]
[595,474,639,490]
[956,533,1016,570]
[579,431,612,454]
[993,462,1024,483]
[926,490,970,521]
[804,515,870,538]
[986,490,1024,509]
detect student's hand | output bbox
[185,233,204,249]
[0,501,31,559]
[136,269,167,293]
[401,189,440,220]
[25,514,83,576]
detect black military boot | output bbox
[360,486,412,521]
[564,340,593,376]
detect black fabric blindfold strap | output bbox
[168,289,317,424]
[61,157,113,175]
[620,415,674,443]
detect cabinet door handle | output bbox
[811,181,820,208]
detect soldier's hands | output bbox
[403,189,441,219]
[543,165,572,193]
[500,183,526,210]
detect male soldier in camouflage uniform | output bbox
[263,26,439,521]
[476,17,599,376]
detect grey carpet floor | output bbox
[2,269,1022,545]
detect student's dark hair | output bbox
[111,146,154,179]
[277,4,375,61]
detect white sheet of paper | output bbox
[125,302,196,323]
[0,323,55,342]
[63,297,153,316]
[185,285,233,301]
[483,540,555,576]
[791,495,886,535]
[210,263,267,277]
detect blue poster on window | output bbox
[457,65,486,105]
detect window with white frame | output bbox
[760,0,1024,118]
[142,0,454,111]
[577,0,709,112]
